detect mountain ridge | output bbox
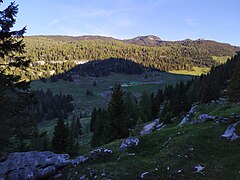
[27,34,240,48]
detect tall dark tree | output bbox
[106,84,128,142]
[124,91,137,129]
[150,92,160,119]
[70,116,82,138]
[51,117,68,153]
[0,1,35,155]
[139,91,152,122]
[91,108,107,147]
[90,107,97,132]
[228,60,240,102]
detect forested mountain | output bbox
[3,35,238,81]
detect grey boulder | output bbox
[0,151,70,180]
[221,122,240,141]
[120,137,139,149]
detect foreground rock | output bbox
[0,151,70,180]
[221,122,240,141]
[0,148,114,179]
[120,137,139,149]
[194,165,205,173]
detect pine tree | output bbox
[150,92,160,119]
[51,117,68,153]
[0,1,36,155]
[124,91,137,129]
[139,91,152,122]
[133,117,144,136]
[228,60,240,102]
[76,117,82,136]
[67,122,79,156]
[91,108,107,147]
[161,101,172,124]
[90,107,97,132]
[106,84,128,142]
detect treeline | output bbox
[2,36,221,80]
[189,54,239,103]
[29,89,74,122]
[161,53,240,121]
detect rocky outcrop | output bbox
[0,148,114,180]
[198,114,215,121]
[120,137,139,149]
[89,148,112,161]
[141,119,164,135]
[179,105,198,126]
[0,151,70,180]
[179,117,189,126]
[189,114,215,125]
[71,156,89,166]
[221,122,240,141]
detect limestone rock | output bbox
[194,165,205,172]
[198,114,215,121]
[0,151,70,180]
[141,119,163,135]
[120,137,139,149]
[71,156,89,166]
[221,122,240,141]
[179,117,189,126]
[89,148,112,161]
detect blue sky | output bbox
[4,0,240,45]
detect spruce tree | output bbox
[0,1,36,155]
[228,60,240,102]
[52,117,68,153]
[139,91,151,122]
[91,108,107,147]
[90,107,97,132]
[76,117,82,136]
[124,91,137,129]
[106,84,128,142]
[150,92,160,119]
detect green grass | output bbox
[31,71,192,115]
[212,56,230,64]
[169,67,211,76]
[191,103,240,118]
[61,121,240,179]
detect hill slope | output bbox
[61,103,240,179]
[16,35,238,80]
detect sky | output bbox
[3,0,240,46]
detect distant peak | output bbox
[124,35,162,46]
[133,35,161,41]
